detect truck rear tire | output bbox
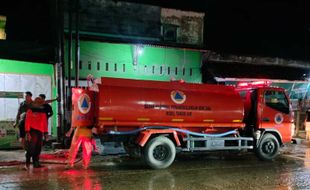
[255,133,279,161]
[144,136,176,169]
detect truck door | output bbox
[259,88,292,143]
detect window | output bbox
[123,64,125,72]
[88,61,91,70]
[167,67,170,75]
[162,24,178,42]
[182,68,186,76]
[264,90,289,114]
[114,63,117,72]
[190,68,193,76]
[175,67,178,75]
[97,62,100,70]
[0,15,6,40]
[152,66,155,74]
[105,63,109,71]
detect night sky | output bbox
[205,1,310,61]
[0,0,53,44]
[0,0,310,63]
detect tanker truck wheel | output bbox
[255,133,280,161]
[143,136,176,169]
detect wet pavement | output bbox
[1,142,310,190]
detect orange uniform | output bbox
[25,109,48,133]
[67,126,93,169]
[24,108,48,169]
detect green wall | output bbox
[0,41,203,138]
[67,41,202,83]
[0,59,57,137]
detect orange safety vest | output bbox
[74,126,92,138]
[25,110,48,133]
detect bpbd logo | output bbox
[274,113,284,124]
[171,90,186,104]
[78,94,91,114]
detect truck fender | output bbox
[136,129,181,147]
[256,129,283,147]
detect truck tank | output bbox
[96,77,245,129]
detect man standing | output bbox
[39,94,54,119]
[38,94,59,139]
[14,91,33,148]
[25,97,48,169]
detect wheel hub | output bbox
[263,141,275,154]
[153,145,168,161]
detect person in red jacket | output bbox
[24,97,48,169]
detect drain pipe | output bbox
[74,0,80,88]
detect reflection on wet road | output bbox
[1,144,310,190]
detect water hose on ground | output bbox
[108,126,238,137]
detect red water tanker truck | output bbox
[72,77,294,169]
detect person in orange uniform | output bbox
[66,126,93,169]
[24,97,48,169]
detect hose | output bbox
[108,126,238,137]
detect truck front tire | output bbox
[144,136,176,169]
[255,133,280,161]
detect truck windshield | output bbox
[264,90,289,114]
